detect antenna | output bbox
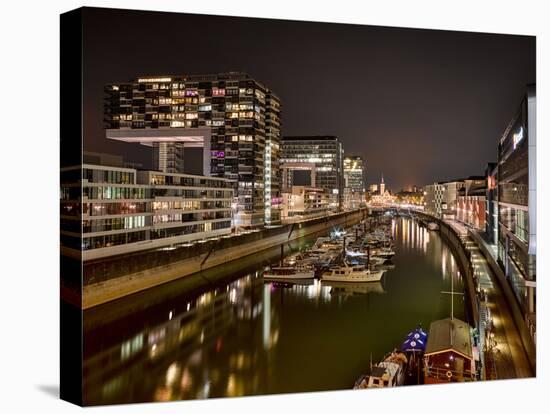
[441,270,463,321]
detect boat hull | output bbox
[321,270,384,283]
[264,271,315,280]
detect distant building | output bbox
[369,174,396,205]
[424,180,465,219]
[61,164,234,260]
[497,85,536,331]
[396,189,424,207]
[281,136,344,211]
[369,184,378,194]
[281,186,329,221]
[343,155,366,209]
[104,72,282,228]
[457,177,487,230]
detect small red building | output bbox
[423,318,476,384]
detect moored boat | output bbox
[354,351,408,389]
[264,265,315,280]
[321,262,385,283]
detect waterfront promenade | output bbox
[445,220,533,379]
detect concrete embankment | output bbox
[412,211,479,326]
[82,209,366,309]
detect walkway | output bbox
[445,220,533,379]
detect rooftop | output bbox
[425,317,473,360]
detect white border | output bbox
[0,0,548,413]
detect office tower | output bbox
[343,155,366,209]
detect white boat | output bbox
[264,265,315,280]
[321,263,385,283]
[354,351,408,389]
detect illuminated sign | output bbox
[512,127,524,150]
[137,77,172,83]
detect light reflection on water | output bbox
[83,217,466,405]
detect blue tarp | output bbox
[401,326,428,352]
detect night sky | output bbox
[82,7,535,190]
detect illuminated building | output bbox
[104,72,282,228]
[281,136,344,211]
[369,173,396,205]
[423,180,464,219]
[456,177,486,230]
[396,189,424,207]
[61,163,234,260]
[497,85,536,332]
[343,155,366,210]
[281,186,329,221]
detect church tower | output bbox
[380,173,385,195]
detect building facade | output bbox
[281,136,344,211]
[61,164,234,260]
[485,162,498,245]
[456,177,487,230]
[104,72,282,227]
[343,155,366,210]
[423,180,465,219]
[281,186,329,221]
[497,85,536,332]
[369,174,396,206]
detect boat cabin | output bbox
[423,318,476,383]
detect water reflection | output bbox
[83,216,466,405]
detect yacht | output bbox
[321,262,385,283]
[264,265,315,280]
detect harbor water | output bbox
[83,216,466,405]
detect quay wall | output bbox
[82,209,367,309]
[410,210,479,327]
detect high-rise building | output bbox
[104,72,282,227]
[281,136,344,211]
[497,85,536,332]
[343,155,366,209]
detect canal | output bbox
[83,216,466,405]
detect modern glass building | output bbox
[281,136,344,211]
[104,72,282,227]
[343,155,366,210]
[61,164,234,260]
[497,85,536,334]
[485,162,498,245]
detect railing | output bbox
[425,366,477,382]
